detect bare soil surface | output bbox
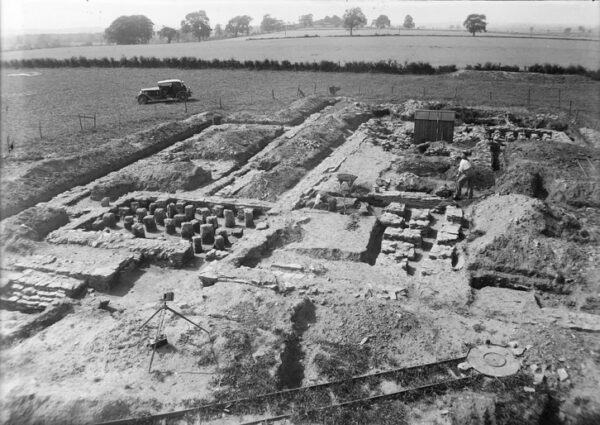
[1,94,599,425]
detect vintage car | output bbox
[136,79,192,104]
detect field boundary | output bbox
[2,57,599,80]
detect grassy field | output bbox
[2,67,599,163]
[2,33,599,69]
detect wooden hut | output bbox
[413,110,455,143]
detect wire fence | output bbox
[2,80,599,158]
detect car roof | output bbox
[158,79,183,85]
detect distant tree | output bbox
[578,25,586,33]
[226,15,253,37]
[158,26,178,43]
[373,15,391,29]
[343,8,367,36]
[299,14,313,27]
[105,15,154,44]
[403,15,415,29]
[214,24,223,38]
[260,14,284,33]
[181,11,212,41]
[564,27,572,35]
[463,14,487,36]
[329,15,343,27]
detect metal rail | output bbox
[95,355,468,425]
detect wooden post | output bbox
[574,109,579,121]
[454,87,458,100]
[219,97,222,109]
[184,98,188,113]
[78,114,83,131]
[391,85,394,94]
[39,121,42,139]
[93,113,96,130]
[558,89,561,108]
[527,88,531,107]
[569,100,572,115]
[489,91,492,101]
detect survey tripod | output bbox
[139,292,212,372]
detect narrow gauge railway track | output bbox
[97,355,477,425]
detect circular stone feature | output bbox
[466,344,520,377]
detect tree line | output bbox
[104,8,490,45]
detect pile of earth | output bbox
[90,159,212,201]
[0,113,219,219]
[496,140,600,207]
[226,95,336,126]
[233,102,372,201]
[0,204,68,254]
[168,124,284,165]
[466,194,594,294]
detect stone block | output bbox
[164,218,176,234]
[123,216,134,230]
[167,203,177,219]
[198,207,211,222]
[244,208,255,228]
[445,205,463,225]
[200,223,215,244]
[393,242,416,260]
[384,202,406,217]
[214,235,225,250]
[154,208,166,226]
[436,231,459,245]
[130,201,139,213]
[328,197,338,212]
[118,207,130,220]
[191,219,201,233]
[176,200,186,214]
[207,215,219,229]
[174,214,186,227]
[237,209,246,221]
[102,213,117,228]
[192,236,203,254]
[410,208,431,221]
[143,215,157,232]
[149,202,157,214]
[408,219,430,230]
[100,197,110,207]
[181,222,194,240]
[256,222,269,230]
[381,240,397,254]
[131,223,145,238]
[383,227,422,247]
[184,204,195,221]
[213,205,225,218]
[429,244,455,260]
[379,213,405,228]
[224,209,235,228]
[439,223,461,235]
[136,208,147,223]
[231,228,244,238]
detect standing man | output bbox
[488,133,504,171]
[454,151,473,200]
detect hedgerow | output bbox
[2,56,598,79]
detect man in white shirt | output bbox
[454,152,474,200]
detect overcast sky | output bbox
[2,0,599,35]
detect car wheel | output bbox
[138,95,148,105]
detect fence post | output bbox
[184,98,188,113]
[558,89,561,108]
[39,121,43,139]
[569,100,572,115]
[93,113,96,131]
[79,114,83,131]
[527,88,531,107]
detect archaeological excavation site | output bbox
[1,95,599,424]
